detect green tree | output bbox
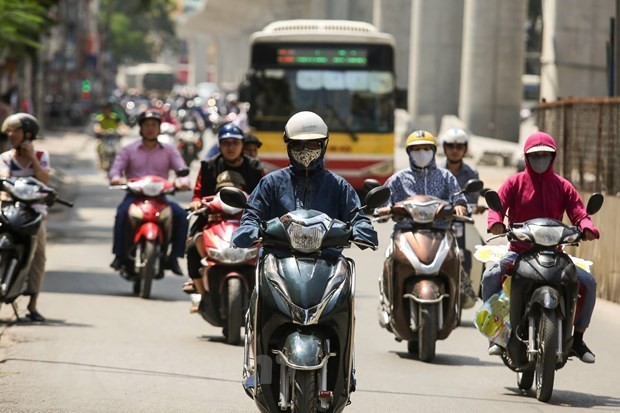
[100,0,179,64]
[0,0,57,57]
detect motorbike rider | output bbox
[0,113,50,321]
[243,133,262,159]
[232,110,377,253]
[441,128,480,205]
[482,131,599,363]
[93,100,127,167]
[109,109,190,276]
[374,130,477,308]
[186,123,263,294]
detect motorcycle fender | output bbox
[278,331,326,370]
[134,222,162,243]
[527,286,560,313]
[411,280,441,302]
[218,272,249,294]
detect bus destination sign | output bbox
[276,48,368,66]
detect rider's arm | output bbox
[30,149,50,185]
[341,180,378,248]
[565,181,600,240]
[168,147,191,189]
[487,177,515,232]
[231,178,271,248]
[108,146,129,183]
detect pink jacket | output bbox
[487,131,600,253]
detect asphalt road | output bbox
[0,130,619,413]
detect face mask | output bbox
[528,155,552,174]
[290,148,322,167]
[410,149,434,168]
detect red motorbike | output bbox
[188,192,258,344]
[113,175,178,299]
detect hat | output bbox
[285,111,328,141]
[244,134,262,148]
[525,144,556,154]
[215,170,246,192]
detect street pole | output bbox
[616,0,620,95]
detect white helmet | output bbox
[441,128,469,145]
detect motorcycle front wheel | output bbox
[418,303,438,362]
[138,240,157,299]
[535,309,557,402]
[293,370,319,413]
[225,277,243,345]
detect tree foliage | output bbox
[100,0,179,64]
[0,0,57,57]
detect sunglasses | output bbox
[444,143,466,150]
[289,140,323,151]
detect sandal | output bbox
[26,311,46,322]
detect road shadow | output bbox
[393,350,500,367]
[44,270,187,302]
[503,386,620,409]
[198,334,244,347]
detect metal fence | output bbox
[537,98,620,195]
[537,98,620,303]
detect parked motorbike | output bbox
[176,120,203,166]
[0,177,73,316]
[97,131,121,172]
[374,179,483,362]
[483,190,603,402]
[220,185,390,413]
[111,173,188,299]
[187,192,258,345]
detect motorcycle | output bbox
[374,179,483,362]
[220,185,390,413]
[483,190,603,402]
[97,131,122,172]
[176,120,203,166]
[111,173,188,299]
[0,177,73,316]
[187,192,258,345]
[157,122,178,147]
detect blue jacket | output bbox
[231,165,378,253]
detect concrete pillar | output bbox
[459,0,527,142]
[408,0,465,133]
[381,0,412,93]
[540,0,614,101]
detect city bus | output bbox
[116,63,176,96]
[242,19,396,189]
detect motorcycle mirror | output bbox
[479,187,492,197]
[176,168,190,177]
[463,178,484,194]
[363,179,381,192]
[219,187,248,209]
[365,186,391,210]
[484,190,503,213]
[586,193,604,215]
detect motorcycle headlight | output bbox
[404,202,439,224]
[5,180,47,202]
[527,224,565,246]
[286,222,326,253]
[207,246,257,264]
[129,180,165,197]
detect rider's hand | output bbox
[373,206,391,217]
[489,223,506,235]
[454,205,467,217]
[189,200,202,211]
[110,177,124,186]
[582,228,596,241]
[20,141,36,161]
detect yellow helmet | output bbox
[406,130,436,149]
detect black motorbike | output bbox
[0,177,73,316]
[221,185,390,413]
[484,190,603,402]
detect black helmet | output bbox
[138,109,162,126]
[243,134,262,148]
[1,113,40,140]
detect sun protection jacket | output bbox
[487,131,600,254]
[231,164,378,255]
[385,158,466,232]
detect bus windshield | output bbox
[248,68,395,133]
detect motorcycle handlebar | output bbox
[56,198,74,208]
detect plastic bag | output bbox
[474,278,511,347]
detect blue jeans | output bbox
[481,251,596,330]
[113,194,188,259]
